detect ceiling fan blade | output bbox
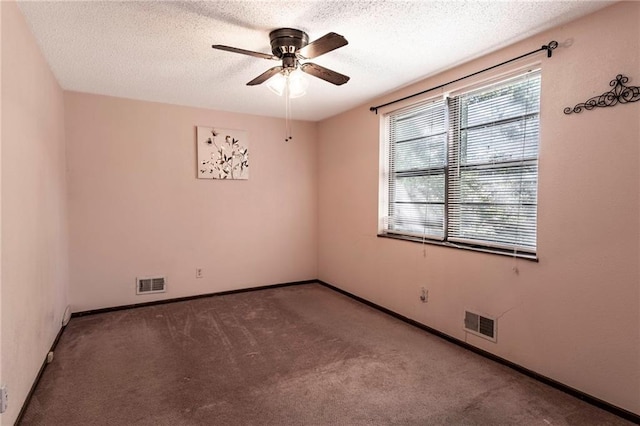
[247,66,283,86]
[300,63,350,86]
[297,32,348,59]
[212,45,279,61]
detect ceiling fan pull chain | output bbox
[285,84,292,142]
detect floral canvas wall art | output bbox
[197,126,249,180]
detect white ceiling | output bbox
[18,1,612,122]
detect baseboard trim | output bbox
[71,279,316,318]
[15,324,67,426]
[318,279,640,424]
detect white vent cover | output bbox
[136,276,166,295]
[464,310,497,342]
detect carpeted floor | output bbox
[20,283,632,425]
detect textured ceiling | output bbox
[18,1,612,121]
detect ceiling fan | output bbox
[212,28,350,87]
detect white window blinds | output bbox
[383,70,541,255]
[387,99,447,239]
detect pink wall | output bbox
[1,2,69,424]
[65,93,318,311]
[2,0,638,421]
[318,2,640,415]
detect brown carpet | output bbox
[20,283,631,425]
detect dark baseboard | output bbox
[317,279,640,425]
[72,279,316,318]
[15,324,67,426]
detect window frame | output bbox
[378,68,541,261]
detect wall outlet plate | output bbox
[420,287,428,303]
[196,268,203,279]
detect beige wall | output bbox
[318,2,640,415]
[1,2,69,424]
[65,93,318,311]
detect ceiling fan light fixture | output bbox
[266,72,287,96]
[266,68,308,98]
[287,68,308,98]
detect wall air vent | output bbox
[136,276,166,295]
[464,310,497,342]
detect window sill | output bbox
[377,233,539,262]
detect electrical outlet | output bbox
[420,287,428,303]
[1,385,8,414]
[196,268,203,279]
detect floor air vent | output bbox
[464,310,497,342]
[136,276,166,295]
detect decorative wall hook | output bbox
[564,74,640,114]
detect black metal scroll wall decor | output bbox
[564,74,640,114]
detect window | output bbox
[381,70,541,257]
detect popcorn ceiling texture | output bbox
[17,1,610,121]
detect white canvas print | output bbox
[197,126,249,180]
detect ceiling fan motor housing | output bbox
[269,28,309,68]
